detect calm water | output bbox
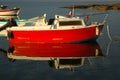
[0,1,120,80]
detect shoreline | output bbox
[62,3,120,10]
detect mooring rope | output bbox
[106,24,112,41]
[102,13,112,41]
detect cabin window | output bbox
[59,21,82,26]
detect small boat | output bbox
[0,14,47,36]
[7,13,105,43]
[0,7,20,16]
[0,14,46,26]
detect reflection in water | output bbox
[114,36,120,43]
[6,42,105,70]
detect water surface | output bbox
[0,1,120,80]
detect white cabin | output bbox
[49,15,86,29]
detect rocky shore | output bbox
[62,3,120,10]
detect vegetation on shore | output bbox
[62,3,120,10]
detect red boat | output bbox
[7,15,104,43]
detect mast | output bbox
[71,4,74,17]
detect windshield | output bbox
[59,20,82,26]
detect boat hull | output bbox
[0,9,20,16]
[7,25,104,43]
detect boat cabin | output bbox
[49,15,86,29]
[7,15,89,31]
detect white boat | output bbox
[0,7,20,16]
[0,14,47,36]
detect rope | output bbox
[106,24,112,41]
[102,13,112,41]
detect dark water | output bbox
[0,1,120,80]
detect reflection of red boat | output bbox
[7,42,103,60]
[7,42,104,69]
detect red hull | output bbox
[8,42,103,58]
[7,25,103,43]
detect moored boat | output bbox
[0,14,47,36]
[0,14,47,26]
[0,7,20,16]
[7,14,105,43]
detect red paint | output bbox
[9,42,102,57]
[67,11,72,18]
[7,25,103,43]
